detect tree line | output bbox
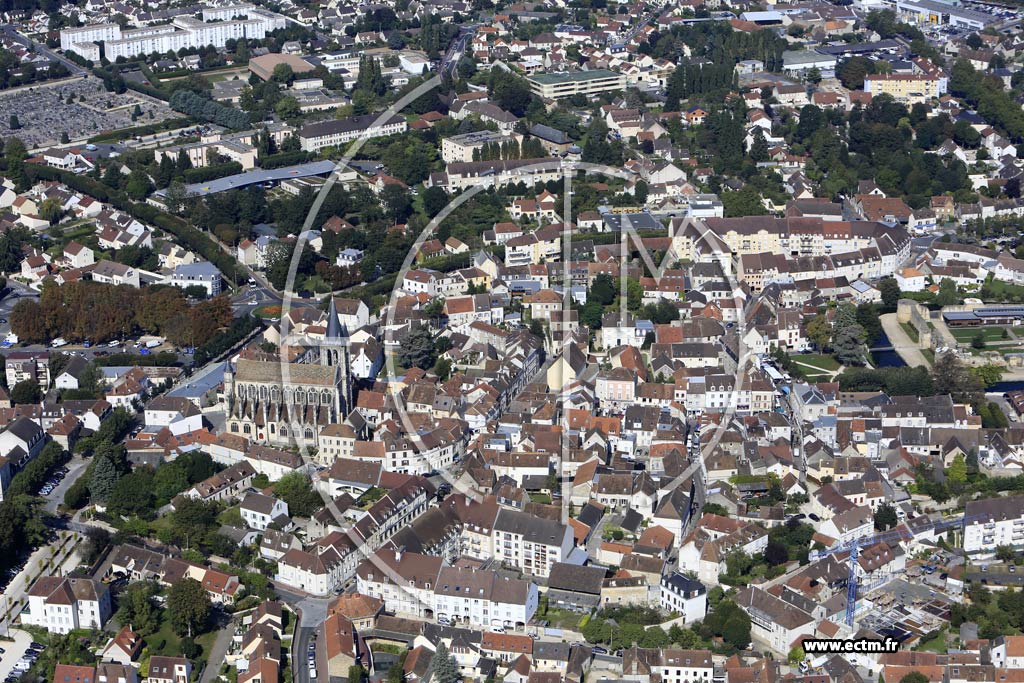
[9,281,233,346]
[169,89,250,130]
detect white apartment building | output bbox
[297,114,407,152]
[239,492,290,531]
[433,566,539,629]
[61,7,286,61]
[441,130,515,163]
[492,509,573,579]
[964,495,1024,556]
[442,158,563,192]
[659,573,708,625]
[24,576,111,634]
[355,549,442,618]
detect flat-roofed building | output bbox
[527,69,627,99]
[298,114,407,152]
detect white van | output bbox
[51,338,68,348]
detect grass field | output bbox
[984,277,1024,301]
[792,354,841,372]
[950,326,1008,344]
[900,321,920,343]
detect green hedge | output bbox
[259,150,315,169]
[88,117,193,143]
[184,161,244,184]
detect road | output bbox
[43,455,88,514]
[198,617,235,683]
[294,626,317,683]
[441,25,476,79]
[0,25,86,76]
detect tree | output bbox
[10,379,41,405]
[581,117,622,166]
[935,278,960,306]
[167,577,212,637]
[748,129,768,163]
[832,324,867,366]
[947,453,968,484]
[805,314,831,350]
[996,545,1016,562]
[274,95,301,120]
[116,581,159,635]
[106,468,155,517]
[722,186,767,217]
[39,197,64,225]
[422,186,449,218]
[721,612,751,650]
[900,673,929,683]
[348,665,367,683]
[788,646,806,665]
[590,273,616,306]
[971,331,986,349]
[271,63,294,84]
[805,67,821,84]
[878,278,901,308]
[839,57,874,90]
[125,169,153,201]
[764,540,789,566]
[434,357,452,381]
[430,642,460,683]
[89,448,123,503]
[273,472,323,517]
[874,503,897,531]
[399,326,438,370]
[8,115,19,130]
[931,352,983,405]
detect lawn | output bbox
[983,277,1024,301]
[144,611,219,660]
[900,321,920,343]
[950,326,1009,344]
[801,371,833,382]
[535,599,588,630]
[791,354,840,372]
[253,304,283,320]
[914,627,947,652]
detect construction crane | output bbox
[808,513,980,627]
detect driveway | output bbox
[199,616,235,683]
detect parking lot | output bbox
[0,629,32,683]
[1,634,46,683]
[0,75,175,148]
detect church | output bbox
[224,299,354,449]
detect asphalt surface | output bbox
[43,455,88,514]
[294,626,318,683]
[0,628,33,682]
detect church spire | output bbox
[326,296,342,340]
